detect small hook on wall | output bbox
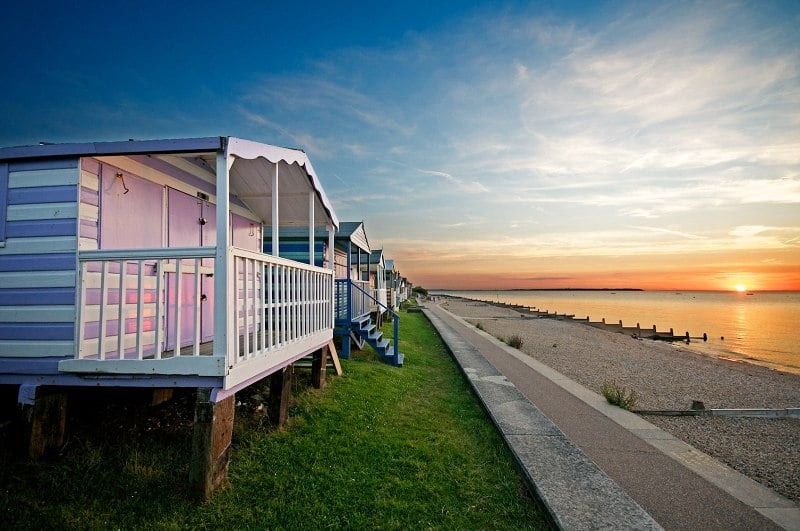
[116,172,130,194]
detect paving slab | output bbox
[424,304,798,531]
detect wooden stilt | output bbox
[327,340,343,376]
[268,365,293,429]
[311,345,329,389]
[189,388,234,500]
[19,385,67,459]
[150,388,174,406]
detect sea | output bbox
[434,290,800,375]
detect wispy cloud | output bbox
[237,107,332,159]
[241,76,415,137]
[416,168,489,193]
[630,226,707,240]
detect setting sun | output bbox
[735,284,747,292]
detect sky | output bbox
[1,0,799,291]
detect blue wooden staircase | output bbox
[335,279,403,367]
[351,314,403,366]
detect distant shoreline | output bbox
[431,288,644,292]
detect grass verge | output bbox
[0,310,544,529]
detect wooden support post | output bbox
[311,345,330,389]
[19,385,67,459]
[327,340,343,376]
[268,365,293,429]
[190,388,235,501]
[150,388,174,406]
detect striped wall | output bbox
[0,158,79,358]
[77,158,162,360]
[263,238,325,267]
[79,158,100,250]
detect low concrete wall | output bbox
[423,308,662,531]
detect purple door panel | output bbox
[166,189,201,351]
[100,169,163,249]
[231,213,261,252]
[201,201,216,342]
[167,188,202,248]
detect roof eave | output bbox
[0,137,224,161]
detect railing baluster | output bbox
[267,263,273,350]
[193,257,201,356]
[154,259,163,359]
[289,267,294,341]
[282,265,287,345]
[292,268,297,340]
[243,257,251,357]
[251,258,257,355]
[136,260,144,360]
[117,259,126,359]
[233,257,240,360]
[259,263,265,354]
[312,271,317,333]
[296,269,301,339]
[98,260,108,360]
[298,269,302,337]
[76,261,88,359]
[174,258,182,357]
[303,269,308,336]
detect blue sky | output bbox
[2,1,799,289]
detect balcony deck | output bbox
[60,246,334,390]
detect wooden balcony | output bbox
[60,246,334,390]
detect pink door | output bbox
[200,201,216,343]
[165,189,216,350]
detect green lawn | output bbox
[0,308,544,530]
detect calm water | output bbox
[437,290,800,375]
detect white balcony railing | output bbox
[373,288,387,313]
[62,246,333,388]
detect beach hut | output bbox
[385,259,401,310]
[0,136,339,496]
[262,223,401,366]
[369,248,388,323]
[333,223,401,366]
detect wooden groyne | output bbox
[449,296,708,343]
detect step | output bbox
[367,331,383,343]
[375,338,389,351]
[360,323,376,335]
[382,347,404,367]
[352,316,371,327]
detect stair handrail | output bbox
[349,280,401,366]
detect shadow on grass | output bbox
[0,309,545,529]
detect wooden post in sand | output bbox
[311,345,329,389]
[190,388,235,500]
[19,385,68,459]
[268,365,293,429]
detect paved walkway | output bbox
[424,303,800,531]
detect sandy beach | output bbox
[438,297,800,505]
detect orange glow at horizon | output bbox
[394,250,800,292]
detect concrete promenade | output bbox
[424,303,799,531]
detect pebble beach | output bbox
[439,297,800,504]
